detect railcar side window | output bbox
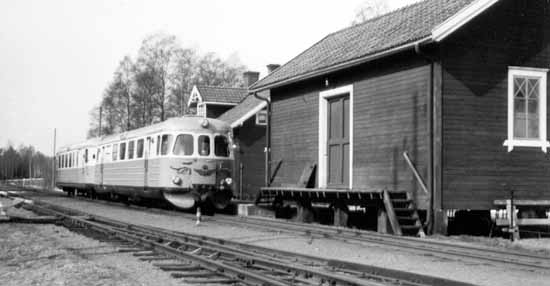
[120,142,126,160]
[173,134,194,156]
[137,139,144,158]
[84,149,88,164]
[161,134,173,156]
[156,135,161,156]
[128,141,135,160]
[112,144,118,161]
[198,135,210,156]
[214,135,230,157]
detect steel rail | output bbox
[6,186,550,272]
[24,200,411,286]
[2,187,478,286]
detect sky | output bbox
[0,0,417,154]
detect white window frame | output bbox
[255,109,267,126]
[318,84,353,189]
[197,102,207,117]
[504,66,550,152]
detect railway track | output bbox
[4,185,550,273]
[0,187,475,286]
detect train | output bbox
[55,116,234,210]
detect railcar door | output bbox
[327,95,350,188]
[100,146,104,186]
[144,137,151,188]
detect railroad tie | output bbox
[169,270,215,278]
[164,264,202,272]
[116,247,142,253]
[154,263,193,271]
[183,277,238,284]
[138,255,171,261]
[132,250,156,257]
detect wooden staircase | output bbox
[383,190,425,237]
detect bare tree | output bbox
[351,0,390,25]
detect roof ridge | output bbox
[327,0,427,38]
[196,85,247,90]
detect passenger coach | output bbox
[55,116,234,210]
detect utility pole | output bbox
[99,106,103,137]
[51,128,56,190]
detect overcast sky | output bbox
[0,0,417,154]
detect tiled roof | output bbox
[217,91,268,127]
[251,0,476,90]
[196,85,248,104]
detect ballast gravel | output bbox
[28,196,550,286]
[0,223,185,286]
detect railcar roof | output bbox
[57,116,231,153]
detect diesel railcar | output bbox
[55,116,234,210]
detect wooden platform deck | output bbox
[258,186,384,205]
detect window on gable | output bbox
[256,110,267,126]
[197,103,206,117]
[504,67,549,152]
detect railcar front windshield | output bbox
[214,135,230,157]
[161,134,173,156]
[198,135,210,156]
[173,134,194,156]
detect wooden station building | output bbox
[249,0,550,234]
[188,71,269,201]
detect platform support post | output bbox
[295,200,315,223]
[433,209,447,235]
[377,208,392,234]
[333,200,349,227]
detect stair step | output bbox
[388,192,408,199]
[391,199,412,203]
[396,216,417,221]
[400,225,421,230]
[393,208,414,212]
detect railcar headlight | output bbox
[172,176,182,185]
[224,178,233,185]
[201,118,209,128]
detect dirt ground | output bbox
[0,223,183,286]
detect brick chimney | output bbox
[267,64,280,74]
[243,71,260,87]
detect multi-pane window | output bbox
[513,77,540,139]
[256,110,267,126]
[505,67,549,152]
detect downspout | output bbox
[254,92,271,187]
[415,42,434,234]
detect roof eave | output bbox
[249,36,433,93]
